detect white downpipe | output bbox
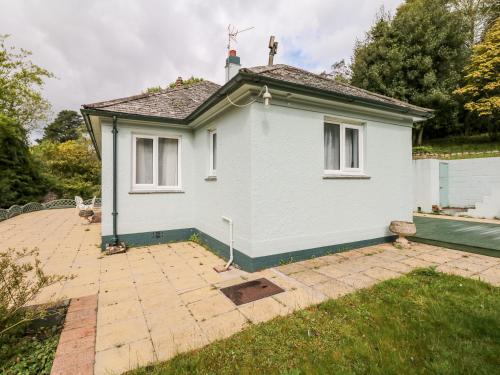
[222,216,234,270]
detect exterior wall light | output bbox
[262,85,272,106]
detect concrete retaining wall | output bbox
[447,158,500,207]
[413,157,500,212]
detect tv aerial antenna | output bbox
[227,24,254,51]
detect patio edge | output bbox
[50,294,98,375]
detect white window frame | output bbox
[208,129,217,177]
[324,121,364,175]
[132,134,182,192]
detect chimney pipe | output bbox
[225,49,241,82]
[175,77,183,87]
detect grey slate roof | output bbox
[242,64,429,113]
[83,64,431,120]
[83,80,220,120]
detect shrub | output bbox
[412,145,434,154]
[0,248,69,336]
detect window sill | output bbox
[129,189,185,194]
[323,173,371,179]
[205,176,217,181]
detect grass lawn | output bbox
[129,269,500,375]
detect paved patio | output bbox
[1,208,499,374]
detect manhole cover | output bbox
[220,278,284,305]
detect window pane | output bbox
[212,132,217,171]
[158,138,179,186]
[345,128,359,168]
[136,138,153,184]
[324,123,340,170]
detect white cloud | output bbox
[0,0,404,122]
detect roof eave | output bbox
[81,108,101,160]
[236,71,434,120]
[185,74,245,122]
[81,69,433,149]
[81,107,188,125]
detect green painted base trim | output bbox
[408,237,499,258]
[102,228,395,272]
[249,236,396,271]
[195,231,255,271]
[101,228,196,250]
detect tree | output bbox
[39,110,84,143]
[0,115,47,208]
[32,138,101,199]
[144,76,204,93]
[0,35,53,134]
[451,0,500,45]
[455,18,500,139]
[321,59,352,84]
[351,0,470,144]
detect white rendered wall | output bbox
[413,159,440,212]
[100,101,415,259]
[192,106,253,254]
[248,102,413,258]
[101,120,195,236]
[447,157,500,207]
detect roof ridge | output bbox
[241,64,286,74]
[259,64,424,110]
[83,80,218,109]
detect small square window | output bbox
[324,122,364,174]
[133,134,181,191]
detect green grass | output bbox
[414,134,500,159]
[129,269,500,375]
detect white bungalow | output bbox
[82,50,432,271]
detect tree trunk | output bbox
[417,125,424,146]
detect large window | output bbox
[209,129,217,176]
[132,134,181,191]
[324,122,363,174]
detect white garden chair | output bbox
[75,196,96,211]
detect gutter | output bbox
[81,108,186,125]
[81,109,101,159]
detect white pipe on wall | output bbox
[222,216,234,270]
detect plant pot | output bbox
[389,221,416,248]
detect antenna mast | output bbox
[268,36,278,66]
[227,24,254,51]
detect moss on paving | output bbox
[129,269,500,375]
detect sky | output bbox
[0,0,404,136]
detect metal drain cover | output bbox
[220,278,284,305]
